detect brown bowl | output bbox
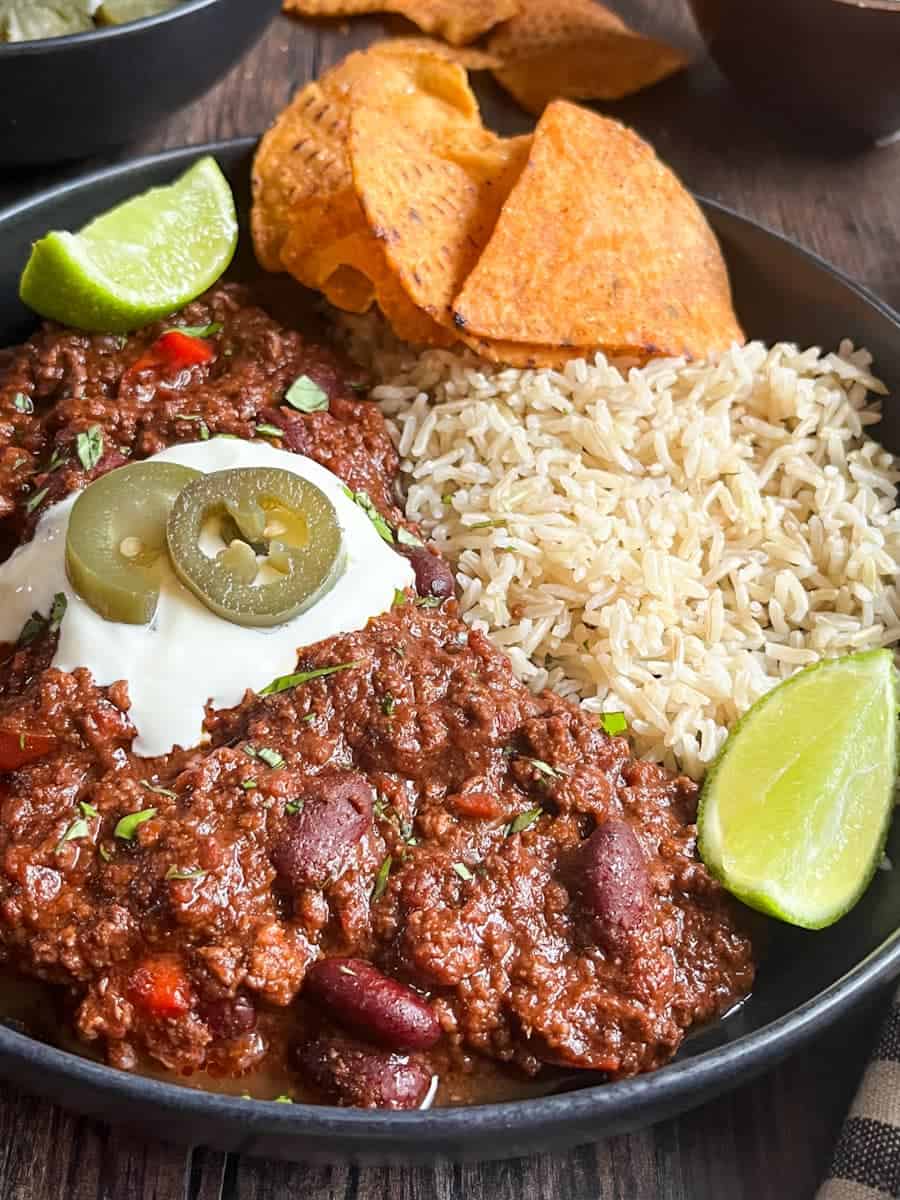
[687,0,900,145]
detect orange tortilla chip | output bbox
[457,334,593,369]
[282,0,518,45]
[452,101,744,360]
[350,106,531,328]
[252,46,481,275]
[488,0,688,115]
[369,37,502,71]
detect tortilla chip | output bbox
[488,0,688,115]
[350,106,531,328]
[282,0,517,45]
[370,36,502,71]
[252,47,480,275]
[457,334,592,369]
[452,101,744,360]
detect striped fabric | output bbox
[819,986,900,1199]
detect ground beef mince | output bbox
[0,292,755,1109]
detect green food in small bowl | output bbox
[0,0,177,42]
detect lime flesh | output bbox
[19,157,237,334]
[698,649,899,929]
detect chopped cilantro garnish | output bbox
[260,660,362,697]
[79,800,99,820]
[24,487,48,515]
[414,596,442,608]
[12,392,33,414]
[48,592,67,634]
[349,380,369,394]
[285,800,303,816]
[99,844,112,862]
[114,808,157,840]
[76,425,103,471]
[166,866,207,881]
[599,711,628,736]
[47,446,68,472]
[453,862,474,882]
[302,713,316,724]
[242,744,259,759]
[285,374,328,413]
[173,323,223,338]
[254,422,284,439]
[182,414,210,440]
[372,855,392,901]
[392,588,407,608]
[382,693,395,717]
[17,611,46,646]
[273,1095,293,1104]
[240,779,257,791]
[506,807,543,836]
[57,817,90,852]
[396,527,423,548]
[343,489,393,543]
[140,780,176,799]
[257,747,285,770]
[528,758,561,780]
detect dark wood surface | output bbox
[1,2,899,1197]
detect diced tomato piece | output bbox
[128,331,214,377]
[449,790,503,820]
[0,728,57,772]
[128,955,193,1018]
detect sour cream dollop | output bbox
[0,440,413,756]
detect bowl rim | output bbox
[0,0,229,56]
[1,136,900,1145]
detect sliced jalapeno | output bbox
[66,461,201,624]
[166,467,345,627]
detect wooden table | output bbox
[1,3,899,1197]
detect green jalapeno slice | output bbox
[65,461,201,625]
[166,467,344,627]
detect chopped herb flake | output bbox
[166,866,207,881]
[345,489,393,543]
[392,588,407,608]
[99,844,112,862]
[182,414,210,440]
[453,862,474,882]
[302,713,316,724]
[24,487,48,515]
[172,323,223,338]
[240,779,258,791]
[260,660,362,697]
[349,381,369,394]
[274,1095,293,1104]
[79,801,99,820]
[415,596,442,608]
[13,392,33,414]
[528,758,561,780]
[76,425,103,471]
[285,374,328,413]
[140,780,176,799]
[114,808,157,840]
[242,744,259,759]
[441,493,454,506]
[397,527,424,548]
[47,446,68,472]
[48,592,67,634]
[285,800,303,816]
[507,807,543,836]
[57,817,90,852]
[257,747,285,770]
[372,855,393,901]
[470,518,506,530]
[599,711,628,736]
[254,422,284,439]
[382,693,395,717]
[17,611,46,647]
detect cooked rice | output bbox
[351,320,900,778]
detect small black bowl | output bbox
[0,0,280,168]
[687,0,900,146]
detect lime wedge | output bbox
[19,157,238,334]
[698,649,899,929]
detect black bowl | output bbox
[0,0,279,167]
[0,141,899,1164]
[687,0,900,145]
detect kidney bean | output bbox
[400,545,456,600]
[271,772,374,890]
[580,818,651,955]
[296,1035,433,1109]
[199,994,257,1040]
[304,957,440,1051]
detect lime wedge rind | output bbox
[698,648,899,930]
[19,157,238,334]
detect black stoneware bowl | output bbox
[0,141,899,1164]
[0,0,279,167]
[687,0,900,145]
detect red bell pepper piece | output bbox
[0,728,57,772]
[128,331,215,377]
[128,955,193,1019]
